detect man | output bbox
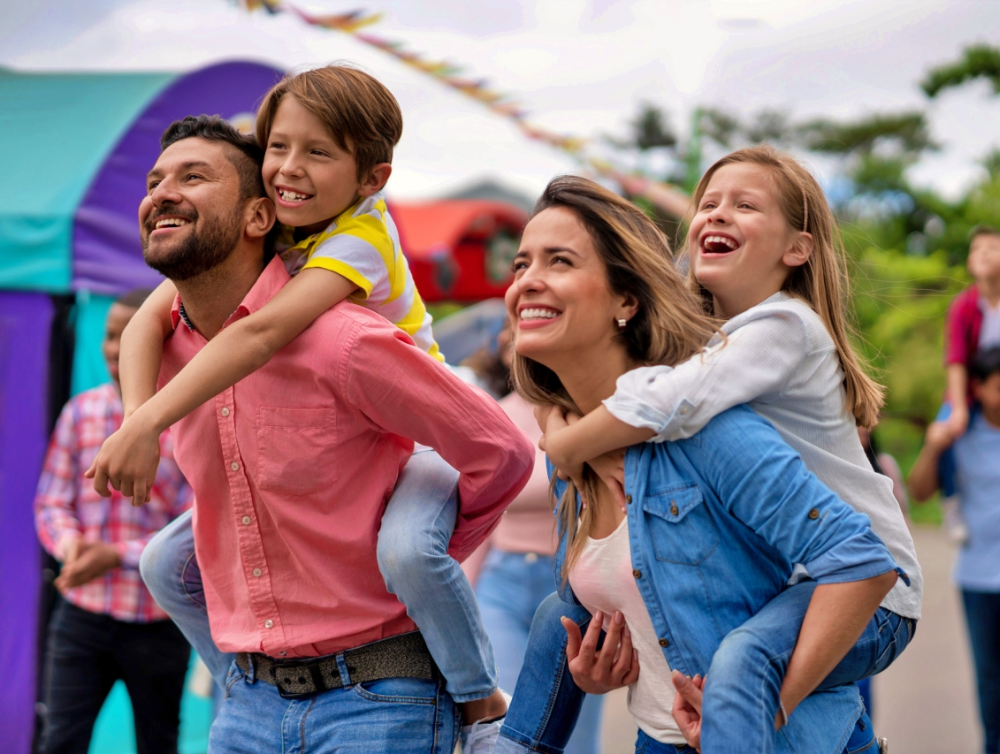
[93,116,534,753]
[34,289,192,754]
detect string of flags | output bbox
[237,1,690,217]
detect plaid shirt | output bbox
[35,383,192,622]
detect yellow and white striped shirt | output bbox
[277,191,442,362]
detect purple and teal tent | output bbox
[0,60,283,754]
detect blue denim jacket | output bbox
[553,405,904,754]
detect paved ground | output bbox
[594,525,983,753]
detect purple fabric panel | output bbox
[72,61,284,295]
[0,291,54,754]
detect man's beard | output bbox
[142,205,243,281]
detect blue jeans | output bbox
[633,710,877,753]
[498,582,913,754]
[477,550,604,754]
[961,589,1000,754]
[209,658,458,753]
[140,447,497,702]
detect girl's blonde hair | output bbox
[685,145,885,428]
[511,175,719,577]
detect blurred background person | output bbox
[33,289,192,754]
[462,322,605,754]
[909,346,1000,754]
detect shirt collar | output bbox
[170,255,291,334]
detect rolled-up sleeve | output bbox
[695,407,903,585]
[344,324,534,561]
[34,401,82,562]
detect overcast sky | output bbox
[2,0,998,201]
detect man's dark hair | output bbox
[160,115,266,202]
[971,346,1000,382]
[969,224,1000,243]
[114,288,155,309]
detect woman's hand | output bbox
[561,610,639,694]
[671,671,705,752]
[85,414,161,505]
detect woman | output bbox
[495,176,899,754]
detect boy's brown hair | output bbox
[256,65,403,183]
[969,224,1000,242]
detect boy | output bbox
[909,346,1000,754]
[35,289,191,754]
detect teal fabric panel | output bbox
[71,292,114,396]
[0,70,173,292]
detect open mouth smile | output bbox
[149,216,193,235]
[518,306,562,328]
[701,234,741,255]
[276,186,314,205]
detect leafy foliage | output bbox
[921,43,1000,98]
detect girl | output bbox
[530,146,921,752]
[88,65,510,750]
[497,174,899,754]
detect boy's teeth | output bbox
[280,189,310,201]
[521,308,559,320]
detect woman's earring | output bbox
[617,318,627,330]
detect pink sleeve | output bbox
[34,401,82,561]
[343,323,534,562]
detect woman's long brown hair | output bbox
[511,175,719,578]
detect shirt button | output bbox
[279,651,286,656]
[632,569,642,579]
[231,462,240,471]
[808,508,820,520]
[252,568,262,577]
[679,406,691,415]
[264,619,273,629]
[221,407,230,417]
[241,516,251,525]
[659,638,669,647]
[525,553,538,564]
[670,502,679,516]
[625,495,632,505]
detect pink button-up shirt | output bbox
[161,257,533,658]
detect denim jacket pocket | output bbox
[256,407,335,496]
[642,484,718,566]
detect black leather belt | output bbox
[236,631,437,699]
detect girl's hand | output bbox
[561,610,639,695]
[588,449,627,511]
[85,415,161,505]
[671,670,705,752]
[535,406,587,490]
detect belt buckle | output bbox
[273,661,324,700]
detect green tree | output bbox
[921,43,1000,97]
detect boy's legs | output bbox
[376,448,499,705]
[209,659,458,754]
[961,589,1000,754]
[496,592,594,754]
[139,509,234,686]
[701,581,914,754]
[114,618,190,754]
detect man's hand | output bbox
[942,403,969,440]
[561,610,639,695]
[54,540,121,593]
[85,414,161,505]
[671,670,705,752]
[925,420,959,452]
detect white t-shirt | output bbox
[978,296,1000,350]
[569,517,688,746]
[605,292,922,619]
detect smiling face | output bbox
[262,95,363,235]
[140,137,245,281]
[689,162,810,318]
[505,207,632,375]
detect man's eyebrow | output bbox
[146,160,214,180]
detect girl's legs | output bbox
[700,581,914,754]
[138,509,234,687]
[476,551,603,754]
[496,592,594,754]
[961,589,1000,754]
[376,447,501,713]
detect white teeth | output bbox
[155,218,189,229]
[279,188,310,202]
[521,308,559,320]
[704,235,738,249]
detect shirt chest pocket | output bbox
[641,484,718,566]
[256,407,335,497]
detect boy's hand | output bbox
[86,415,161,505]
[54,540,121,593]
[924,420,959,453]
[942,405,969,440]
[561,610,639,695]
[671,671,704,751]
